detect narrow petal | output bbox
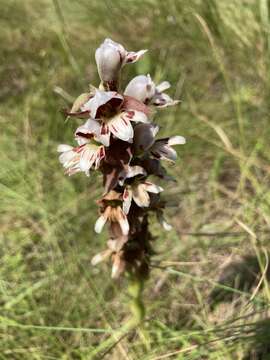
[94,207,111,234]
[155,81,171,93]
[157,212,173,231]
[57,144,73,153]
[168,135,186,146]
[116,207,129,235]
[111,253,125,279]
[125,49,148,64]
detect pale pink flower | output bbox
[80,90,149,143]
[95,38,147,83]
[123,181,163,214]
[124,74,180,107]
[57,143,105,176]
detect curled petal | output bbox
[125,49,148,64]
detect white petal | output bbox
[57,144,73,153]
[125,49,148,64]
[155,81,171,93]
[108,113,134,141]
[124,74,155,103]
[59,151,76,165]
[123,187,133,214]
[143,182,163,193]
[126,165,146,178]
[168,135,186,146]
[79,148,96,174]
[116,208,129,235]
[132,184,150,207]
[94,214,107,234]
[111,254,125,279]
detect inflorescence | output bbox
[58,38,185,280]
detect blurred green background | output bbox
[1,0,270,359]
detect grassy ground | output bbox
[1,0,270,358]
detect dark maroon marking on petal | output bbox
[121,117,129,126]
[99,147,105,159]
[151,151,161,159]
[76,132,94,139]
[101,123,109,135]
[123,188,129,199]
[111,124,118,133]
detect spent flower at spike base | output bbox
[57,38,185,283]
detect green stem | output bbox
[89,275,145,359]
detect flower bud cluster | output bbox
[58,39,185,279]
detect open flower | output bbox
[57,143,105,176]
[124,74,179,107]
[150,135,186,162]
[95,38,147,86]
[95,191,129,235]
[123,181,163,214]
[79,90,149,143]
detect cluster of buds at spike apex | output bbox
[57,38,185,279]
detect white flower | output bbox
[95,38,147,83]
[124,74,180,107]
[124,74,155,103]
[57,143,105,176]
[81,89,149,143]
[150,135,186,162]
[123,181,163,214]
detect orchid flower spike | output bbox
[57,38,186,280]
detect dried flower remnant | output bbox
[57,38,185,281]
